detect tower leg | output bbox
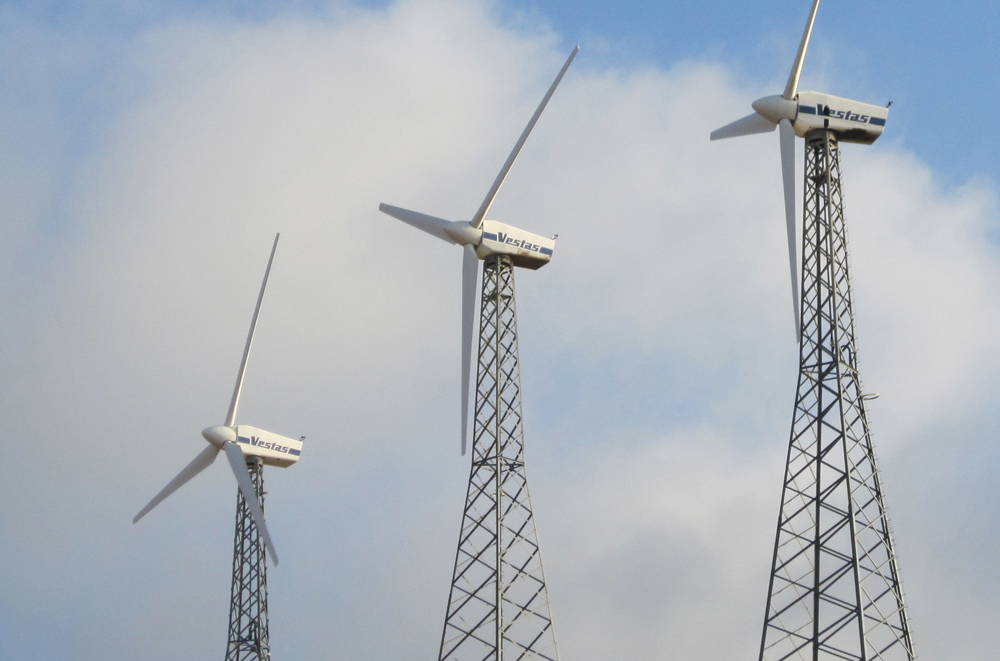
[438,254,559,661]
[226,457,271,661]
[758,130,915,661]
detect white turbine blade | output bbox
[710,112,777,141]
[783,0,821,100]
[378,204,456,244]
[461,245,478,456]
[223,441,279,566]
[225,233,279,428]
[133,444,220,524]
[779,119,800,339]
[470,45,580,228]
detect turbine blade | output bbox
[784,0,821,100]
[461,245,478,456]
[378,204,456,245]
[223,441,279,566]
[225,234,279,428]
[710,112,777,141]
[779,119,800,339]
[133,444,220,524]
[470,45,580,229]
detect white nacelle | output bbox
[475,220,555,270]
[793,92,888,144]
[235,425,303,467]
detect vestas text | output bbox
[238,435,298,456]
[496,232,545,255]
[812,104,876,125]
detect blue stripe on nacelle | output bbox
[540,248,553,256]
[799,105,817,115]
[483,232,498,241]
[869,117,886,126]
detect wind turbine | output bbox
[378,46,578,661]
[711,2,914,660]
[134,233,303,661]
[711,0,887,336]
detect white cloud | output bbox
[0,1,998,659]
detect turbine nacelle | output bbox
[233,425,303,468]
[377,206,557,270]
[746,93,887,145]
[477,220,554,270]
[790,91,887,144]
[202,425,303,467]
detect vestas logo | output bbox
[484,232,554,256]
[801,104,886,127]
[238,435,302,456]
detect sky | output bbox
[0,0,999,659]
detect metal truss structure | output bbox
[758,130,915,661]
[438,255,559,661]
[226,457,271,661]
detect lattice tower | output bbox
[438,254,559,661]
[758,130,915,661]
[225,456,271,661]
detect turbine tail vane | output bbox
[470,45,579,228]
[783,0,821,100]
[226,233,279,427]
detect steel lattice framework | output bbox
[438,255,559,661]
[758,130,915,661]
[226,457,271,661]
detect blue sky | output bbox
[1,1,999,659]
[2,0,997,188]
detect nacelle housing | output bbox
[794,91,888,144]
[475,220,555,269]
[235,425,303,467]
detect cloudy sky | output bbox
[0,0,998,659]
